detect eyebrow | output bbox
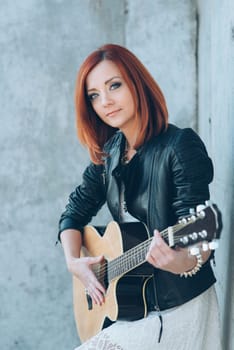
[87,76,121,92]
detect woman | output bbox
[58,44,221,349]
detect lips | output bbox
[106,109,121,117]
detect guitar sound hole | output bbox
[94,259,109,290]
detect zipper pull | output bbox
[102,169,106,185]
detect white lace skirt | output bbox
[74,286,222,350]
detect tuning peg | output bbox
[189,215,197,222]
[180,236,189,245]
[196,204,206,218]
[189,208,195,215]
[180,218,187,224]
[209,240,219,250]
[202,242,209,251]
[199,230,208,239]
[189,246,200,255]
[189,208,196,222]
[189,232,198,240]
[196,204,206,212]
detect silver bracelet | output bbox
[180,252,203,278]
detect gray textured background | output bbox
[0,1,233,349]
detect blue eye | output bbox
[88,93,98,101]
[110,82,121,90]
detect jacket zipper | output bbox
[146,150,163,342]
[102,168,106,186]
[147,149,161,313]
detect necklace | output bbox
[121,150,129,164]
[121,141,129,164]
[121,141,137,165]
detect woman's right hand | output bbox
[60,229,106,306]
[67,255,106,306]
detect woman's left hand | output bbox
[146,230,209,274]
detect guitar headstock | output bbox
[170,201,222,250]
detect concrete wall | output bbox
[2,0,231,349]
[197,1,234,349]
[126,0,197,129]
[0,1,125,349]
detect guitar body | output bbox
[73,221,154,343]
[73,203,222,343]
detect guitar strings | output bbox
[93,222,190,282]
[94,223,187,281]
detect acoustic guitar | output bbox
[73,202,222,342]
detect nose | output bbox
[100,92,114,107]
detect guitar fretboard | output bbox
[92,204,220,289]
[108,238,152,281]
[107,223,184,281]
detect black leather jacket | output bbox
[59,124,216,311]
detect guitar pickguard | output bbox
[116,274,153,321]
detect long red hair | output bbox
[75,44,168,164]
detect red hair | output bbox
[75,44,168,164]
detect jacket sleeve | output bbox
[170,128,214,219]
[58,162,106,240]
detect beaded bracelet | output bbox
[180,252,203,278]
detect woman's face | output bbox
[86,60,137,134]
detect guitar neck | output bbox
[107,221,197,281]
[108,237,153,281]
[94,203,221,285]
